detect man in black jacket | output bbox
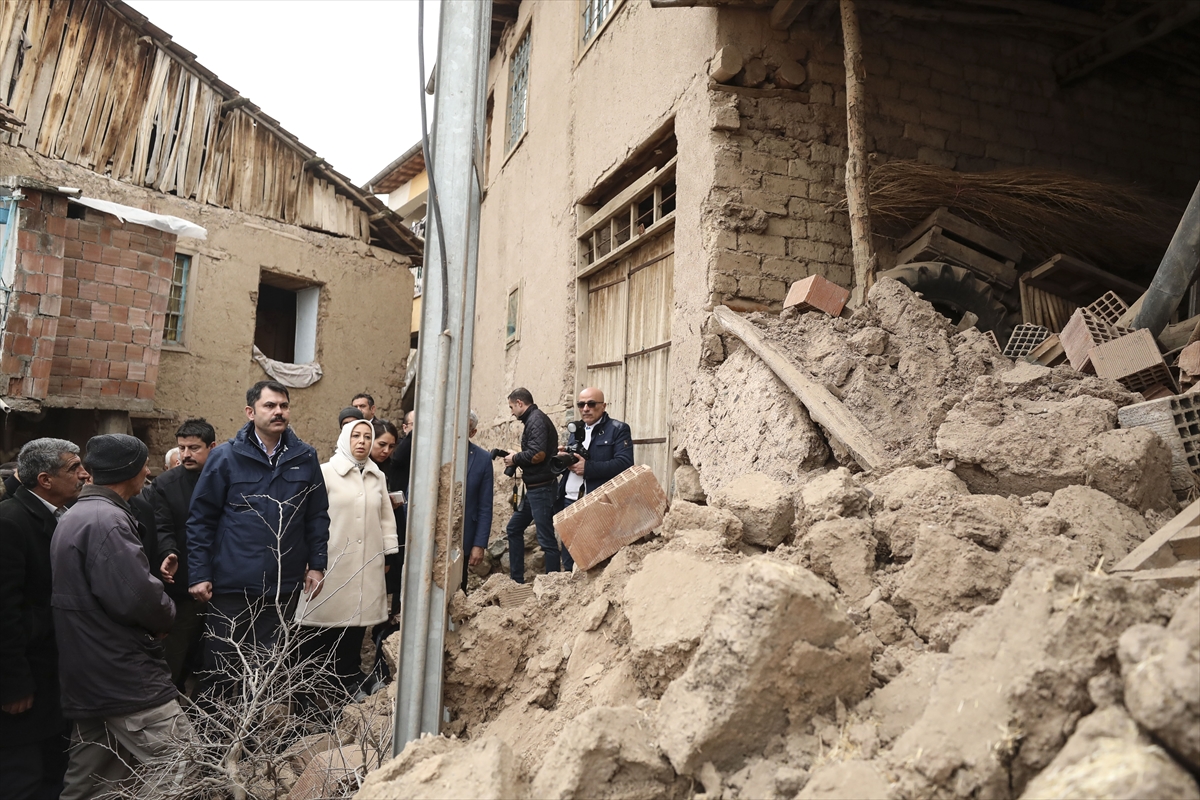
[52,434,192,800]
[503,388,562,583]
[0,438,86,800]
[150,418,217,690]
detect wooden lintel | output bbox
[770,0,810,29]
[713,306,889,472]
[1054,0,1200,84]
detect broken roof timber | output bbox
[1054,0,1200,83]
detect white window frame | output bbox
[577,0,626,62]
[505,282,521,347]
[506,26,532,156]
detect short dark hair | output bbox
[508,387,534,405]
[247,380,290,407]
[175,418,216,445]
[372,418,400,441]
[352,392,375,406]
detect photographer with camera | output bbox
[500,388,562,584]
[556,387,635,567]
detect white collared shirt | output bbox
[564,422,596,500]
[33,491,65,519]
[254,429,282,462]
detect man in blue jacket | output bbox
[186,380,329,699]
[463,411,494,594]
[557,387,635,568]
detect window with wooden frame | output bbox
[506,284,521,346]
[506,28,531,154]
[162,252,191,344]
[578,158,676,273]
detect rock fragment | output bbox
[711,472,794,547]
[1083,427,1177,513]
[356,736,524,800]
[795,467,869,533]
[800,518,877,602]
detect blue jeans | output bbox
[506,483,560,583]
[558,495,577,572]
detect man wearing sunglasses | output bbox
[557,388,635,569]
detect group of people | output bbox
[0,379,633,799]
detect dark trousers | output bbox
[162,595,205,690]
[559,494,578,571]
[297,626,366,689]
[505,483,561,584]
[196,590,300,702]
[0,735,68,800]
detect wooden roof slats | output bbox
[0,0,423,259]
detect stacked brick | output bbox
[1,187,175,407]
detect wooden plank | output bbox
[59,10,116,164]
[1111,561,1200,587]
[1024,253,1145,305]
[36,0,98,156]
[18,0,69,149]
[714,305,888,471]
[770,0,811,30]
[897,227,1018,288]
[897,206,1023,263]
[1055,0,1200,84]
[94,18,144,177]
[131,47,168,184]
[76,9,123,169]
[0,0,34,99]
[1110,499,1198,573]
[1170,525,1200,561]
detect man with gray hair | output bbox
[0,438,87,800]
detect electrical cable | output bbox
[418,0,450,334]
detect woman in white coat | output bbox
[297,419,398,691]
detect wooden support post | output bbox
[840,0,876,305]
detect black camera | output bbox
[490,448,516,478]
[564,421,589,460]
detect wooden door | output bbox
[584,233,673,489]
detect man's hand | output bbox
[189,581,213,602]
[503,454,515,468]
[1,695,33,714]
[160,554,178,584]
[305,569,325,599]
[469,546,485,566]
[568,454,586,476]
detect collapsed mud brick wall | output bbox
[1,187,174,408]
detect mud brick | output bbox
[1119,393,1200,491]
[1060,308,1127,372]
[783,275,850,316]
[1090,329,1175,395]
[1086,291,1129,326]
[554,465,669,571]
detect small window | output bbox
[483,93,494,181]
[506,29,531,153]
[163,253,191,344]
[254,274,320,363]
[506,285,521,345]
[577,155,677,272]
[580,0,615,46]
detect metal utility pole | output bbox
[393,0,491,751]
[1131,180,1200,337]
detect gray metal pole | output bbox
[394,0,491,751]
[1131,180,1200,336]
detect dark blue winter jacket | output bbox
[557,413,635,504]
[186,423,330,596]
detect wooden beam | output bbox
[840,0,876,303]
[1110,499,1198,573]
[1054,0,1200,84]
[713,306,889,472]
[770,0,810,30]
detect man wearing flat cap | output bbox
[51,434,193,800]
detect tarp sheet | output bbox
[69,196,207,239]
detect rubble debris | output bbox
[897,206,1023,266]
[555,465,668,570]
[797,760,891,800]
[1118,393,1200,491]
[783,275,851,317]
[1117,586,1200,771]
[1090,327,1176,395]
[672,464,705,503]
[710,472,794,547]
[661,499,743,548]
[356,736,524,800]
[794,467,870,534]
[1024,332,1066,366]
[1060,307,1129,372]
[1002,323,1049,358]
[656,560,871,773]
[878,262,1011,337]
[896,220,1018,289]
[288,746,363,800]
[714,305,888,471]
[1179,341,1200,388]
[1018,706,1200,800]
[798,518,877,603]
[1111,499,1200,575]
[1082,427,1177,513]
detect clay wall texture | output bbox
[2,189,173,406]
[706,9,1200,310]
[1,145,414,463]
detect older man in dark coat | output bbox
[0,438,87,800]
[52,434,191,800]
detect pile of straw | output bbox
[854,161,1180,273]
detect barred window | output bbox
[580,0,614,46]
[506,29,531,153]
[163,253,190,344]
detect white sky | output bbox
[125,0,441,188]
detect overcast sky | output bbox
[125,0,441,188]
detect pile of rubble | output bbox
[357,278,1197,800]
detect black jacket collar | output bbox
[14,486,59,525]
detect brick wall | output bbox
[1,187,175,406]
[705,14,1200,309]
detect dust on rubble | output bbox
[357,279,1198,800]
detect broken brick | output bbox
[1090,329,1175,396]
[783,275,850,317]
[1060,308,1128,372]
[554,465,668,570]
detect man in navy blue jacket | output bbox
[462,411,493,593]
[557,387,635,568]
[186,380,330,699]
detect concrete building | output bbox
[0,0,418,464]
[468,0,1200,494]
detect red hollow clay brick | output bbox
[783,275,851,316]
[554,465,669,570]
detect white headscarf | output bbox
[336,419,375,470]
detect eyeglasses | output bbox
[576,400,602,409]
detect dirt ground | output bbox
[358,279,1199,800]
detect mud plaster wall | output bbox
[0,145,414,465]
[705,8,1200,310]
